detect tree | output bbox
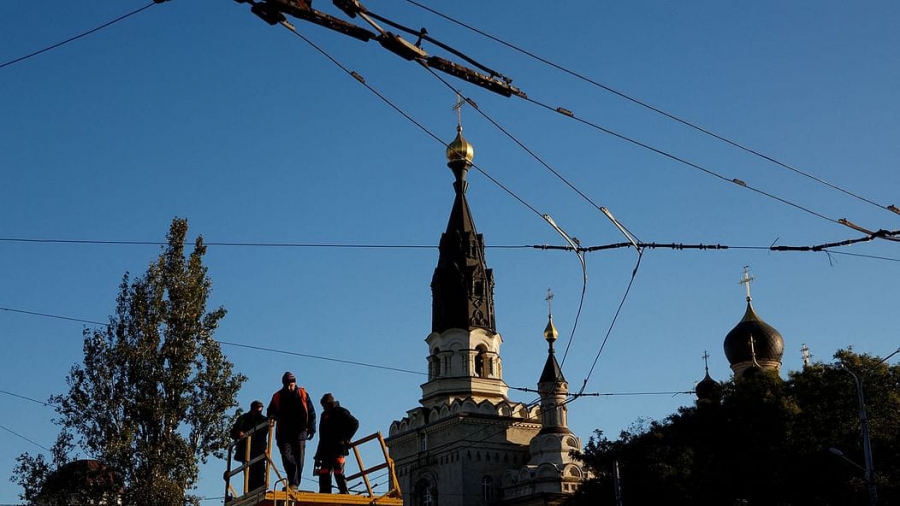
[568,349,900,506]
[12,218,247,505]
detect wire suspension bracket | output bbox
[235,0,525,97]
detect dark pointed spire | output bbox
[540,290,565,384]
[431,126,496,333]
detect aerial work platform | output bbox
[225,425,402,506]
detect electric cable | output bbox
[578,251,644,395]
[0,423,50,452]
[0,306,425,376]
[1,235,897,258]
[0,306,106,326]
[217,341,424,376]
[0,390,55,408]
[0,237,438,249]
[521,94,846,228]
[404,0,900,217]
[381,2,891,231]
[0,3,157,70]
[275,20,546,221]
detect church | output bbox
[386,126,587,506]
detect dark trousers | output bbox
[317,456,348,494]
[278,438,306,487]
[247,455,266,491]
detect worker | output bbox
[230,400,268,491]
[314,392,359,494]
[267,371,316,491]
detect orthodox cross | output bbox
[452,93,465,130]
[545,288,554,315]
[702,350,710,374]
[801,343,812,368]
[739,266,755,301]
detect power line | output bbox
[0,306,106,326]
[2,235,897,259]
[576,252,644,393]
[315,4,878,240]
[218,341,425,376]
[521,94,848,228]
[274,20,548,223]
[404,0,900,218]
[0,423,50,452]
[0,390,55,408]
[0,3,158,70]
[0,306,425,377]
[0,237,440,249]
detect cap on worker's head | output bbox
[320,392,335,407]
[251,400,264,410]
[282,371,296,385]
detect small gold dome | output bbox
[544,314,558,343]
[446,126,475,163]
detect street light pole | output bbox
[838,365,876,506]
[835,347,900,506]
[829,447,865,473]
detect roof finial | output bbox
[702,350,710,374]
[739,266,755,302]
[446,94,474,165]
[543,289,558,347]
[452,92,465,134]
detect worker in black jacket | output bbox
[314,393,359,494]
[230,400,268,491]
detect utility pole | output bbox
[836,347,900,506]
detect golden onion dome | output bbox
[446,126,475,163]
[543,314,559,344]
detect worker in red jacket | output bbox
[267,371,316,491]
[314,392,359,494]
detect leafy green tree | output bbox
[12,218,247,505]
[569,349,900,506]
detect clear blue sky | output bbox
[2,1,899,503]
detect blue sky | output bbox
[2,1,899,503]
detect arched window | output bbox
[429,349,441,380]
[474,345,488,378]
[481,475,494,502]
[415,478,437,506]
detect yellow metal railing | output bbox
[224,419,283,499]
[223,425,402,505]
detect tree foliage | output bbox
[568,349,900,506]
[12,218,247,505]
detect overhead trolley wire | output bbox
[3,232,898,257]
[275,19,546,221]
[301,1,878,236]
[521,94,845,227]
[0,2,158,70]
[578,252,643,395]
[404,0,900,218]
[0,304,426,377]
[217,341,425,376]
[0,423,51,452]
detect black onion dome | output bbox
[695,372,721,402]
[723,301,784,367]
